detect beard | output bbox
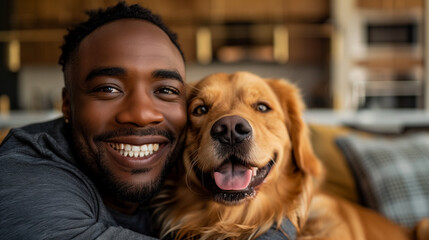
[94,150,176,203]
[72,127,184,204]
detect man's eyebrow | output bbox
[85,67,126,82]
[152,69,183,83]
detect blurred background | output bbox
[0,0,427,129]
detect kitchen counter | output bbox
[0,110,61,129]
[304,109,429,133]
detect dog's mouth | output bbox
[194,153,276,205]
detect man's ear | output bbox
[62,87,71,123]
[265,78,324,178]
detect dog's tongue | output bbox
[213,163,252,190]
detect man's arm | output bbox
[0,154,156,240]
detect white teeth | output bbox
[109,143,160,158]
[131,146,140,151]
[252,167,258,176]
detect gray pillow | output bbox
[336,133,429,227]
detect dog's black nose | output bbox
[211,116,252,145]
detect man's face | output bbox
[62,19,186,202]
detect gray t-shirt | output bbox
[0,119,293,239]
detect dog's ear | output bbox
[265,79,323,178]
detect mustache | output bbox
[94,127,175,142]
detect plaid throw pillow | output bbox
[336,133,429,227]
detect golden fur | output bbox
[153,72,429,240]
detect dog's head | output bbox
[184,72,323,205]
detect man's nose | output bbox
[115,90,164,127]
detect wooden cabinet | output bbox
[193,0,330,23]
[357,0,423,10]
[3,0,332,64]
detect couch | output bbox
[309,123,429,228]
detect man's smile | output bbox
[101,134,172,171]
[109,142,160,158]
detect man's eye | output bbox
[192,105,208,116]
[156,87,179,95]
[94,86,120,93]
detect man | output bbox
[0,2,291,239]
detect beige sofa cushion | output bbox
[309,124,359,203]
[0,128,9,144]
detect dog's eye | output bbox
[192,105,208,116]
[255,103,271,113]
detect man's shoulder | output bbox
[0,120,117,240]
[2,118,65,143]
[19,117,67,137]
[0,119,103,222]
[0,118,84,194]
[0,118,73,161]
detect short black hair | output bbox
[58,1,185,71]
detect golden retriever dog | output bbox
[153,72,429,240]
